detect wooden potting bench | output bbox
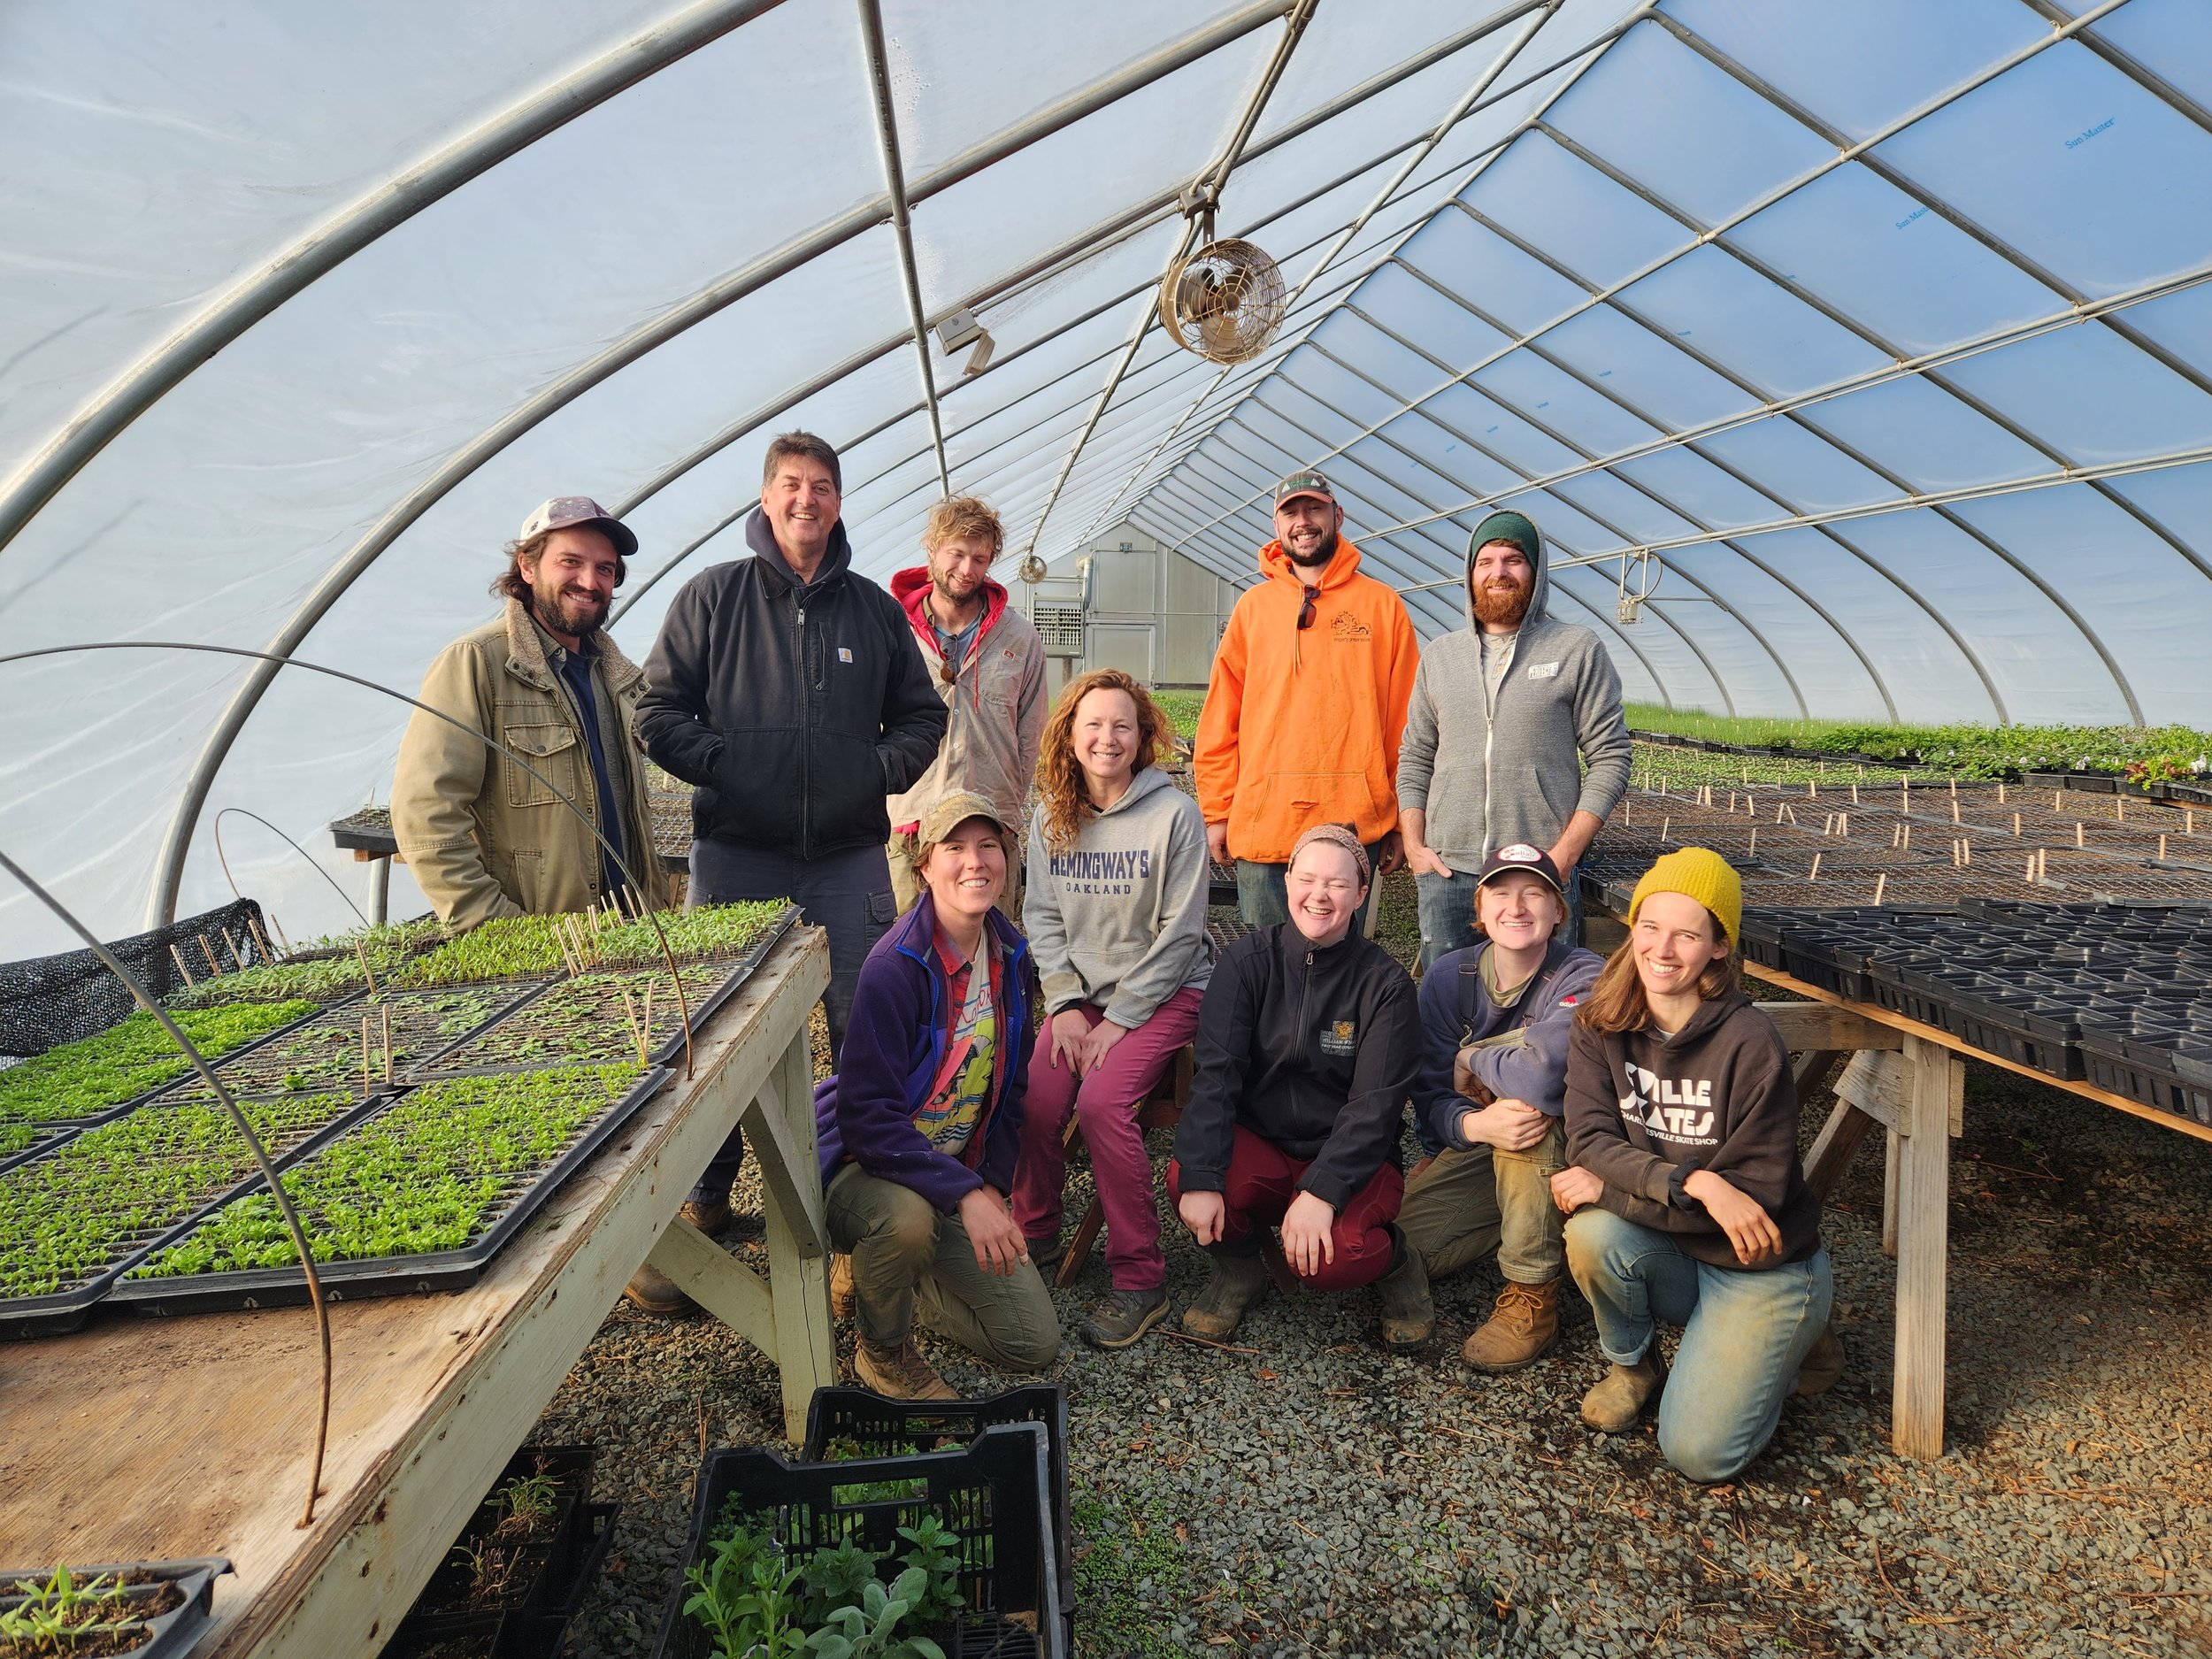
[1628,948,2212,1463]
[0,924,832,1659]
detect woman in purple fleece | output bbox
[816,790,1059,1401]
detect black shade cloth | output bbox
[0,899,272,1057]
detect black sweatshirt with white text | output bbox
[1563,988,1821,1269]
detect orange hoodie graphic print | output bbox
[1194,536,1419,864]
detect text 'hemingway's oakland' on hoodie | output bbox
[1394,515,1632,870]
[1563,988,1822,1270]
[1022,765,1213,1031]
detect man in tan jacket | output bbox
[392,496,667,926]
[885,495,1047,916]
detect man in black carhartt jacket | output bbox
[633,431,945,1310]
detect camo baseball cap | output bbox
[1273,470,1336,509]
[518,495,638,560]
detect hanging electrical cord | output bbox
[1014,0,1323,567]
[0,846,336,1530]
[0,641,698,1080]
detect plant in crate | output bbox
[0,1568,145,1652]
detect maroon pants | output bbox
[1168,1125,1405,1294]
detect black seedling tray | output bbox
[0,1556,227,1659]
[1947,991,2082,1080]
[0,1090,390,1339]
[154,983,544,1102]
[1,996,341,1140]
[0,1122,77,1178]
[654,1423,1064,1659]
[110,1065,671,1316]
[803,1383,1072,1647]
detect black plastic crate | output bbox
[0,1557,227,1659]
[803,1384,1071,1644]
[654,1424,1064,1659]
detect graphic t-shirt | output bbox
[913,942,997,1156]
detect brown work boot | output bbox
[829,1252,856,1320]
[1462,1278,1563,1373]
[1375,1233,1434,1351]
[1794,1324,1844,1396]
[855,1337,958,1402]
[1182,1248,1271,1340]
[622,1260,693,1317]
[1579,1349,1668,1432]
[679,1197,733,1239]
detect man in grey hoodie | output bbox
[1396,509,1631,968]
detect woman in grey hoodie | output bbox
[1012,671,1213,1350]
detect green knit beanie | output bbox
[1469,509,1540,569]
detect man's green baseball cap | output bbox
[1273,470,1336,509]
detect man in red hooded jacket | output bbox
[1196,470,1419,928]
[886,495,1048,916]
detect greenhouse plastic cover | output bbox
[4,0,2211,958]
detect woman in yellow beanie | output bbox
[1548,847,1832,1483]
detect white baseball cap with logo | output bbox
[518,495,638,560]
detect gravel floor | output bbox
[530,878,2212,1658]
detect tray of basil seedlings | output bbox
[111,1062,669,1313]
[0,1000,325,1138]
[0,1557,229,1659]
[150,983,543,1102]
[654,1422,1065,1659]
[0,1087,370,1337]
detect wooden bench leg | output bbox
[1056,1201,1105,1288]
[764,1028,836,1439]
[1882,1131,1901,1259]
[1891,1035,1960,1461]
[1801,1097,1878,1202]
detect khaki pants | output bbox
[1396,1118,1568,1286]
[826,1164,1060,1371]
[887,828,1024,923]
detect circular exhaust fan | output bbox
[1159,237,1285,365]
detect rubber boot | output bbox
[1579,1349,1668,1432]
[1462,1278,1563,1372]
[1375,1229,1434,1351]
[1181,1247,1271,1340]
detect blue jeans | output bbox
[1565,1206,1832,1484]
[1414,865,1585,972]
[1236,839,1386,931]
[685,837,895,1206]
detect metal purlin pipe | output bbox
[143,0,1302,928]
[1377,251,2013,723]
[1456,120,2154,725]
[588,0,1633,614]
[1012,0,1325,566]
[0,0,795,565]
[1143,0,2135,549]
[1316,306,1876,720]
[856,0,949,497]
[1076,0,1562,549]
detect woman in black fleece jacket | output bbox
[1554,849,1832,1483]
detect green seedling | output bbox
[494,1471,561,1537]
[804,1567,945,1659]
[131,1064,642,1278]
[0,1567,142,1652]
[396,901,788,987]
[894,1516,964,1628]
[167,918,445,1007]
[686,1515,806,1659]
[0,1001,318,1125]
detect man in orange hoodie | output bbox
[1196,471,1419,927]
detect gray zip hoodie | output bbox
[1023,765,1213,1030]
[1394,514,1632,870]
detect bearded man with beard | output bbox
[1195,471,1419,929]
[393,496,667,926]
[884,495,1047,917]
[1396,509,1631,980]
